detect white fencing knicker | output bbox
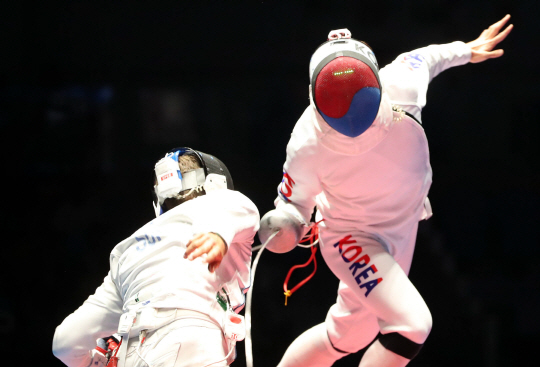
[114,308,238,367]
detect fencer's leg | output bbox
[276,323,348,367]
[358,258,431,367]
[319,233,432,367]
[123,318,228,367]
[359,340,410,367]
[325,281,380,354]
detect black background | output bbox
[1,1,539,366]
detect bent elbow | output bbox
[52,323,69,360]
[52,323,87,366]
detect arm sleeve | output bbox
[52,271,123,367]
[191,190,260,311]
[274,122,322,224]
[191,190,260,248]
[379,41,471,121]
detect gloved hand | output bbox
[89,334,121,367]
[258,207,306,253]
[89,347,108,367]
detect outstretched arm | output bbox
[467,14,513,63]
[380,14,513,120]
[53,272,123,367]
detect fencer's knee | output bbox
[378,310,432,360]
[327,326,378,354]
[326,332,350,355]
[378,332,424,360]
[317,323,350,358]
[392,301,432,345]
[421,310,433,340]
[407,308,432,344]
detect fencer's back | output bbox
[108,190,256,324]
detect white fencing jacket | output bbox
[53,189,259,367]
[276,41,471,260]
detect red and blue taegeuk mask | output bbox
[310,37,381,137]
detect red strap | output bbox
[283,220,323,305]
[106,337,122,367]
[95,346,108,355]
[107,338,119,351]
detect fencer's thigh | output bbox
[319,231,431,345]
[124,318,228,367]
[325,281,380,352]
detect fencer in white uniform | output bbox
[53,148,260,367]
[259,16,512,367]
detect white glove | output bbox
[258,208,306,253]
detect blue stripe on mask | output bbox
[319,87,381,137]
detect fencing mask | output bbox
[152,147,233,217]
[309,29,381,137]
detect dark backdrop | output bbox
[1,1,539,366]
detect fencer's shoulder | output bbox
[109,218,157,258]
[380,41,471,77]
[291,105,316,132]
[205,188,252,202]
[205,189,259,214]
[288,106,321,150]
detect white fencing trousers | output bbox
[278,230,432,367]
[123,317,229,367]
[319,230,432,353]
